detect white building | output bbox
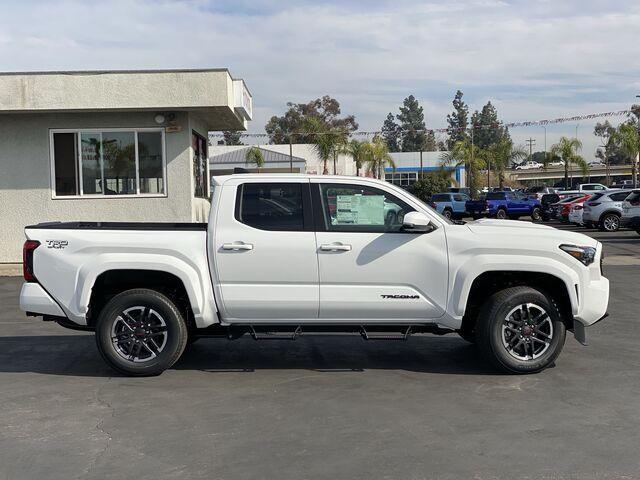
[0,69,252,263]
[385,151,465,188]
[210,144,357,177]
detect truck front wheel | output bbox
[95,289,188,376]
[476,286,566,374]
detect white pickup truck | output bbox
[20,174,610,376]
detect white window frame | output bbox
[49,128,168,199]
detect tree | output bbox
[486,139,527,188]
[363,136,396,179]
[470,101,511,150]
[549,137,588,189]
[304,116,347,175]
[264,96,358,144]
[446,90,469,149]
[397,95,436,152]
[439,138,483,197]
[245,146,265,172]
[613,123,640,187]
[594,121,625,166]
[222,131,243,145]
[343,139,367,176]
[407,173,451,202]
[381,113,401,152]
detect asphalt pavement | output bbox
[1,224,639,480]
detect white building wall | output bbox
[209,144,357,176]
[0,111,198,262]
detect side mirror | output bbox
[402,211,432,232]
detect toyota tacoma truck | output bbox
[20,174,609,376]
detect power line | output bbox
[209,109,632,139]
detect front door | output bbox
[213,180,319,321]
[312,181,449,321]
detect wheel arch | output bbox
[457,270,576,334]
[598,209,621,221]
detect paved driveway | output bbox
[1,227,639,479]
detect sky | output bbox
[1,0,639,159]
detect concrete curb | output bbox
[0,264,21,276]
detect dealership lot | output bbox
[1,225,639,480]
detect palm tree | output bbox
[245,146,265,172]
[439,138,483,197]
[363,136,395,179]
[613,123,640,187]
[487,139,528,189]
[304,117,346,174]
[549,137,587,189]
[342,139,367,176]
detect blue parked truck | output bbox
[429,192,471,219]
[465,191,543,220]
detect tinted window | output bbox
[431,194,450,202]
[319,184,415,233]
[486,192,506,200]
[627,192,640,205]
[587,193,604,202]
[609,192,631,201]
[236,183,304,231]
[527,186,545,193]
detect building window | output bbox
[384,172,418,187]
[50,129,166,197]
[192,131,208,198]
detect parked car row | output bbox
[540,188,640,235]
[430,191,542,221]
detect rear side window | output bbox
[236,183,305,231]
[609,192,631,201]
[431,194,450,202]
[587,193,604,202]
[486,192,506,200]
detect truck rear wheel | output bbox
[95,289,188,376]
[476,286,566,374]
[496,208,507,219]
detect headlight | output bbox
[559,244,597,266]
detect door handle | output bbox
[320,243,352,252]
[222,242,254,251]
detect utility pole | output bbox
[419,150,423,180]
[289,135,293,173]
[525,138,536,161]
[541,126,547,164]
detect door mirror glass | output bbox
[402,211,431,232]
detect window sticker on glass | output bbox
[335,194,385,225]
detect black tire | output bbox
[443,209,453,220]
[458,328,476,344]
[599,213,620,232]
[95,289,188,376]
[476,286,566,374]
[531,207,542,222]
[496,208,507,220]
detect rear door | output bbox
[311,180,448,321]
[212,179,319,321]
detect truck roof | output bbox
[211,174,385,186]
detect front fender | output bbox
[449,254,580,318]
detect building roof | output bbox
[0,69,251,131]
[210,147,306,166]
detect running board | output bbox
[360,326,412,341]
[249,326,302,341]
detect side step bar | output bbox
[360,326,412,341]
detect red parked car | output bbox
[558,194,591,222]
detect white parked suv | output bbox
[582,190,633,231]
[621,190,640,235]
[19,174,609,376]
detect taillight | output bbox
[430,202,436,209]
[23,240,40,282]
[575,205,583,210]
